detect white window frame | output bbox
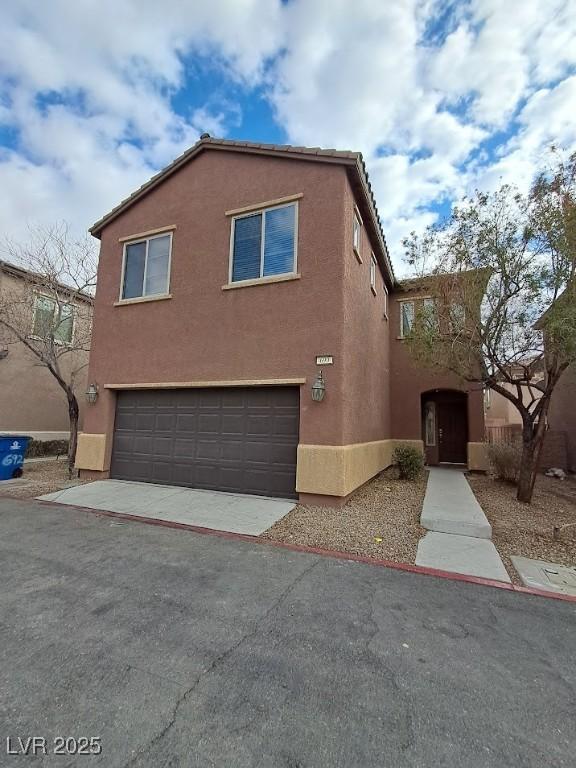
[119,231,173,301]
[353,208,362,258]
[370,252,377,294]
[31,294,75,346]
[399,299,415,338]
[383,282,389,319]
[228,200,299,285]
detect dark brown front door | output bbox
[110,386,299,499]
[437,398,468,463]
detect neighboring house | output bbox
[0,261,92,440]
[77,136,486,506]
[548,365,576,471]
[485,358,544,428]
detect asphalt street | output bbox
[0,497,574,767]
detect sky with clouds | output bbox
[1,0,575,272]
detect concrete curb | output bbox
[26,497,576,605]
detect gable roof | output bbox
[89,135,396,286]
[0,260,94,304]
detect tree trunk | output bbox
[67,393,79,480]
[516,416,547,503]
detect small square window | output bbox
[423,297,438,330]
[370,253,377,292]
[400,300,415,337]
[353,211,361,254]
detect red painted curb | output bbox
[24,497,576,604]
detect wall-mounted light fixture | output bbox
[85,383,99,404]
[311,370,326,402]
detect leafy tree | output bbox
[0,224,96,477]
[402,151,576,503]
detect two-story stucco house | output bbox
[0,260,91,440]
[77,136,487,505]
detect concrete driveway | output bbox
[1,497,575,768]
[39,479,295,535]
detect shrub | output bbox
[393,445,424,480]
[25,439,69,458]
[487,441,522,484]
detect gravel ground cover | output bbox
[262,468,427,563]
[0,458,90,499]
[467,473,576,584]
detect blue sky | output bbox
[0,0,575,272]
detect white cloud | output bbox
[0,0,574,270]
[0,0,283,241]
[268,0,576,261]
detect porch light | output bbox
[311,370,326,402]
[85,383,99,404]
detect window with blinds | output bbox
[231,202,297,283]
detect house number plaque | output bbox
[315,355,333,365]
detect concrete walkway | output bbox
[421,467,492,538]
[38,479,295,536]
[416,468,511,583]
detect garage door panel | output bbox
[274,415,300,436]
[133,435,154,454]
[111,386,299,498]
[135,414,155,431]
[221,414,246,434]
[150,462,172,483]
[152,437,174,457]
[155,414,176,431]
[196,440,222,460]
[175,414,197,431]
[246,415,274,435]
[198,413,220,434]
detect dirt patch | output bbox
[467,473,576,584]
[262,468,427,563]
[0,459,92,500]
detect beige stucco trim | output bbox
[225,193,303,217]
[222,273,301,291]
[296,439,425,497]
[114,293,172,307]
[75,433,109,471]
[104,378,306,390]
[118,225,177,242]
[467,441,489,471]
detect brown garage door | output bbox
[110,387,299,499]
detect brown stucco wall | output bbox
[0,271,89,436]
[83,151,350,456]
[548,364,576,471]
[340,179,391,444]
[388,290,485,445]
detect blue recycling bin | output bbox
[0,435,31,480]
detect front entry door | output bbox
[437,399,467,463]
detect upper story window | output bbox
[353,210,362,255]
[370,253,377,292]
[230,202,297,283]
[450,302,466,331]
[121,233,172,300]
[383,283,389,319]
[422,297,438,330]
[32,295,74,345]
[399,300,415,338]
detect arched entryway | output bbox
[421,390,468,465]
